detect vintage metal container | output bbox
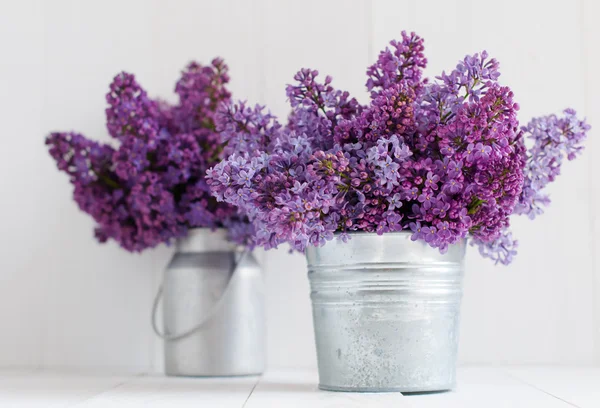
[152,228,266,377]
[306,232,466,392]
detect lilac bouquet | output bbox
[207,32,589,264]
[47,58,254,252]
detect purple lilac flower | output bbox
[207,34,589,264]
[47,59,255,251]
[409,221,424,241]
[387,193,403,211]
[474,143,492,160]
[366,31,427,96]
[472,228,518,265]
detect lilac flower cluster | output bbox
[207,32,590,264]
[473,108,589,263]
[47,59,254,252]
[514,109,589,219]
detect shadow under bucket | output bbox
[306,232,466,392]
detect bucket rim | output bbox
[330,230,469,241]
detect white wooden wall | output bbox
[0,0,598,371]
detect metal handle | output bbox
[152,250,248,341]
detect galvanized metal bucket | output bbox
[152,228,266,377]
[306,232,466,392]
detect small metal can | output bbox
[306,232,466,392]
[154,228,266,377]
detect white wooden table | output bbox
[0,367,597,407]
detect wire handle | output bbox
[151,250,248,341]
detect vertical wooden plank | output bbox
[260,0,371,369]
[40,0,171,371]
[0,0,46,367]
[373,0,593,364]
[460,0,592,366]
[583,0,600,365]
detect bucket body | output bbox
[162,228,265,376]
[306,232,466,392]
